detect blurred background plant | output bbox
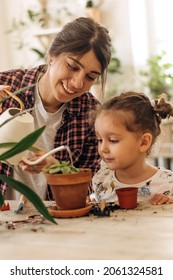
[140,51,173,100]
[7,0,80,63]
[85,0,104,8]
[86,0,94,8]
[90,45,122,101]
[107,46,121,74]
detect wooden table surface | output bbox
[0,200,173,260]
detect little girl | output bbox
[91,91,173,205]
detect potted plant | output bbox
[43,160,92,212]
[0,86,56,224]
[13,140,93,217]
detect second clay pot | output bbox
[116,187,138,209]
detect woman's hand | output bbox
[0,85,11,113]
[18,148,58,174]
[150,193,173,205]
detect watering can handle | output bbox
[22,145,73,165]
[3,89,25,111]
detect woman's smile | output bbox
[62,81,76,95]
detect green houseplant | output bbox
[43,160,92,211]
[140,51,173,99]
[104,46,122,100]
[0,87,56,224]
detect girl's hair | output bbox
[97,91,173,147]
[48,17,111,94]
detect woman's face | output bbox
[45,49,101,104]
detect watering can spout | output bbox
[22,145,74,166]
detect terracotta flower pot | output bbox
[45,168,92,210]
[116,187,138,209]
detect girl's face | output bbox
[95,111,144,171]
[44,49,101,104]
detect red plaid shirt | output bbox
[0,66,100,194]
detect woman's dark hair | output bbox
[48,17,111,93]
[96,91,173,148]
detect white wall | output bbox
[101,0,142,91]
[0,0,15,70]
[0,0,38,70]
[102,0,133,66]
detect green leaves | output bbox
[43,161,79,174]
[108,47,121,74]
[0,126,57,224]
[0,126,45,161]
[0,85,57,224]
[0,175,56,224]
[0,142,40,152]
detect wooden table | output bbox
[0,200,173,260]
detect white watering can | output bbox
[0,89,35,165]
[0,88,73,166]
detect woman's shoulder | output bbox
[0,68,24,82]
[25,65,46,78]
[0,65,40,77]
[0,65,43,88]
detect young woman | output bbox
[0,17,111,199]
[92,92,173,205]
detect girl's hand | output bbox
[0,85,11,113]
[150,193,173,205]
